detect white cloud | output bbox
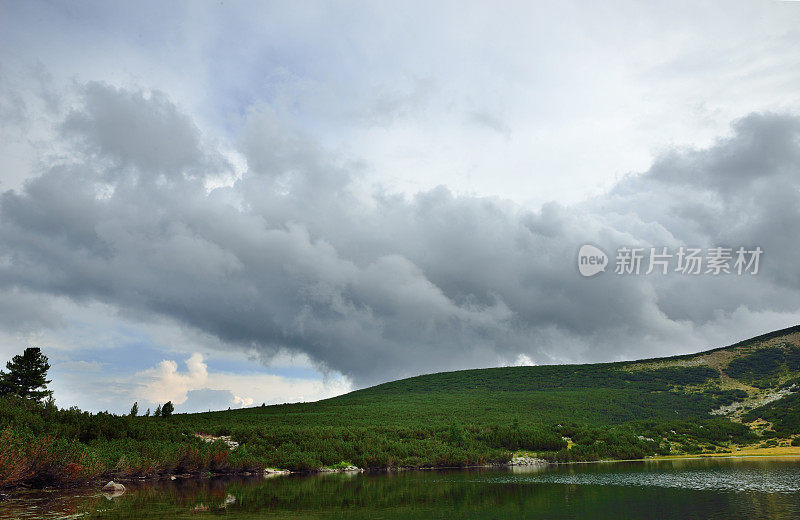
[138,353,209,405]
[232,395,254,408]
[136,353,352,410]
[512,354,536,367]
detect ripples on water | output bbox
[485,459,800,494]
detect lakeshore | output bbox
[4,457,800,520]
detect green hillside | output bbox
[167,325,799,467]
[2,325,800,488]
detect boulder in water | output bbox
[102,481,126,493]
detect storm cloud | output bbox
[1,80,799,386]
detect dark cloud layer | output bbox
[1,83,799,385]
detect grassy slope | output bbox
[3,326,800,489]
[168,325,800,467]
[201,324,800,423]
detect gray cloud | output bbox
[0,289,63,333]
[646,113,800,192]
[61,82,231,182]
[606,113,800,291]
[1,83,799,386]
[468,111,511,135]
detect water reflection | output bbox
[487,458,800,493]
[1,458,799,520]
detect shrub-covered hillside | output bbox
[2,325,799,489]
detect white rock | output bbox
[101,481,125,493]
[264,468,291,476]
[508,456,548,466]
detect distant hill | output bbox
[352,324,800,395]
[177,325,800,468]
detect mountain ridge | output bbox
[337,324,800,399]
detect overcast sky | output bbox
[1,1,800,413]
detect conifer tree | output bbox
[0,347,53,401]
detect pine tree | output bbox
[161,401,174,418]
[0,375,14,397]
[0,347,52,401]
[144,408,151,417]
[130,401,139,416]
[154,404,162,417]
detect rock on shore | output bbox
[101,481,126,492]
[101,481,126,498]
[319,465,364,473]
[508,455,549,466]
[195,433,239,450]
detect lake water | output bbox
[3,457,800,519]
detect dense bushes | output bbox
[743,393,800,436]
[0,396,264,489]
[725,345,800,387]
[631,418,758,446]
[221,423,513,470]
[361,364,720,394]
[547,424,663,462]
[703,389,748,406]
[0,395,180,444]
[0,428,104,487]
[477,424,567,452]
[726,347,785,379]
